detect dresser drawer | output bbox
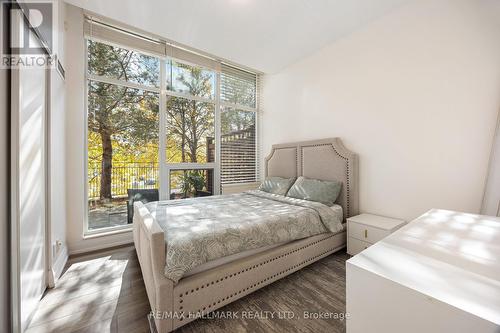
[348,221,390,243]
[347,237,371,256]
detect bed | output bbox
[133,138,359,332]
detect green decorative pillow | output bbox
[286,176,342,206]
[258,177,296,196]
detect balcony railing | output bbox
[88,162,159,200]
[87,127,256,201]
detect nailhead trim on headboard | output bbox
[300,143,351,218]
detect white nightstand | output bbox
[347,213,406,256]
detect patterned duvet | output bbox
[145,190,344,283]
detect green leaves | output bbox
[180,170,207,196]
[88,40,160,88]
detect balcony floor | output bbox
[88,205,128,230]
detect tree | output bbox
[87,41,159,200]
[166,62,214,163]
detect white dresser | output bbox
[346,209,500,333]
[347,214,406,255]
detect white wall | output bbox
[262,0,500,221]
[65,4,132,254]
[50,68,68,276]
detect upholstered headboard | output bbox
[264,138,359,220]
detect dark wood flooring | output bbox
[26,246,349,333]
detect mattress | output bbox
[184,221,346,277]
[147,191,345,282]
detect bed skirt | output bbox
[133,201,347,333]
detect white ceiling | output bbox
[64,0,409,73]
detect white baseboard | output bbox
[52,245,68,281]
[68,239,134,256]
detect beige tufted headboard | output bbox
[265,138,359,220]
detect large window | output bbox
[87,40,160,231]
[165,60,217,200]
[85,28,259,232]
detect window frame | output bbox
[84,38,163,235]
[163,58,220,201]
[83,36,259,235]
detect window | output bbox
[85,22,259,233]
[166,97,215,163]
[88,41,160,88]
[165,60,217,201]
[221,108,256,184]
[221,64,256,108]
[86,40,159,231]
[165,60,216,164]
[167,60,215,99]
[220,64,258,185]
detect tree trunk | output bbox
[190,100,198,163]
[100,131,113,200]
[181,109,186,162]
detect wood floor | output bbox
[26,246,349,333]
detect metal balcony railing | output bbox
[88,162,159,200]
[87,126,256,200]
